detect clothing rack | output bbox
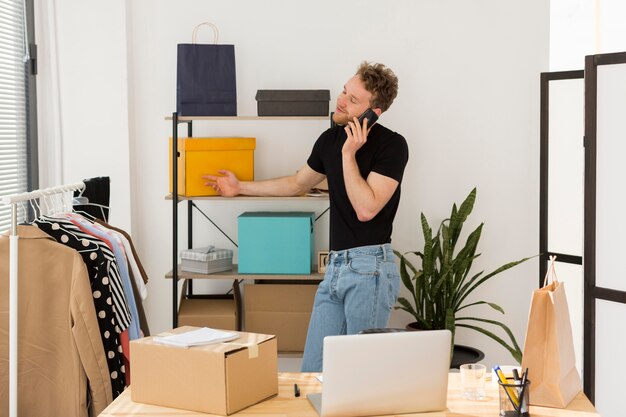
[1,181,85,417]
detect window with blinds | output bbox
[0,0,37,232]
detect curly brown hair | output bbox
[356,62,398,112]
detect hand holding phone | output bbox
[357,108,378,127]
[344,108,377,155]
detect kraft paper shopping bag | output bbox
[521,256,582,408]
[176,22,237,116]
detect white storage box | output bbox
[180,247,233,274]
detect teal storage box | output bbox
[238,212,314,274]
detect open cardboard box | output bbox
[130,326,277,415]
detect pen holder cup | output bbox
[498,378,531,417]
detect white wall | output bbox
[549,0,596,71]
[35,0,132,231]
[39,0,549,368]
[550,0,626,71]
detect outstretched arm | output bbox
[202,165,325,197]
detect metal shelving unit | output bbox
[168,113,331,328]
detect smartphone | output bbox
[357,108,378,126]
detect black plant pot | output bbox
[450,344,485,369]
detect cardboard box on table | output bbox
[169,137,255,197]
[130,326,277,415]
[237,211,315,274]
[244,283,318,352]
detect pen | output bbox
[518,368,529,412]
[294,383,300,397]
[512,368,520,381]
[512,368,521,399]
[494,366,519,409]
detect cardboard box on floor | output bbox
[130,326,277,415]
[178,297,238,330]
[178,280,239,331]
[244,283,317,352]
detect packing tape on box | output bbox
[226,342,259,359]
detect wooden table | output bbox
[98,372,600,417]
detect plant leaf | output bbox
[450,188,476,248]
[397,255,415,296]
[396,296,417,318]
[456,316,523,359]
[398,298,431,329]
[455,256,534,309]
[456,301,505,314]
[450,224,483,308]
[456,322,523,364]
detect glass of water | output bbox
[460,363,486,400]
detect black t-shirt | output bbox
[307,123,409,251]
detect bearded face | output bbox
[332,75,373,126]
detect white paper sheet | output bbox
[153,327,238,348]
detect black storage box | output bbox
[255,90,330,116]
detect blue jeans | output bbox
[300,243,400,372]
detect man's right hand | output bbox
[202,170,240,197]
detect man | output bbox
[203,62,408,372]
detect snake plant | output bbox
[395,188,531,364]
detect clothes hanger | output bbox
[40,193,52,216]
[70,188,110,223]
[83,202,110,223]
[50,193,63,215]
[71,208,99,222]
[72,184,89,205]
[19,201,30,224]
[30,197,41,220]
[30,190,98,254]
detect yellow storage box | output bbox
[169,137,255,197]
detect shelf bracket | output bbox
[191,201,238,247]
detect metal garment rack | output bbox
[1,181,86,417]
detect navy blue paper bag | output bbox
[176,23,236,116]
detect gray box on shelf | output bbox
[255,90,330,116]
[180,246,233,274]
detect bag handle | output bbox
[192,22,219,44]
[542,255,559,287]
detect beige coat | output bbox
[0,225,113,417]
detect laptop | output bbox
[307,330,451,417]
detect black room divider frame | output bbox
[583,51,626,403]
